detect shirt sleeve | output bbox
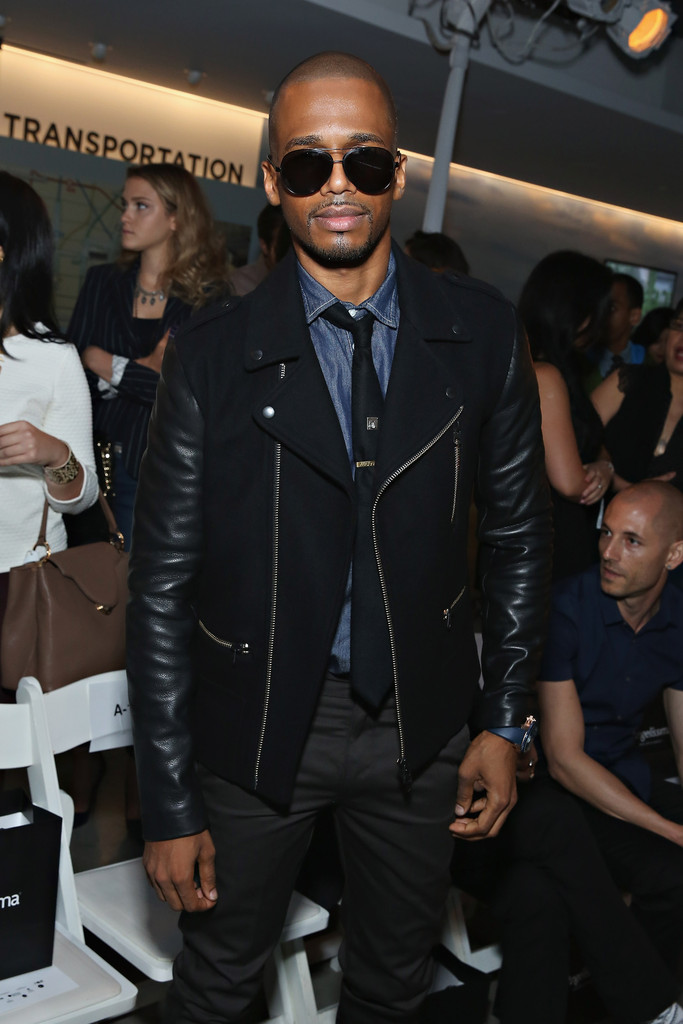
[42,344,99,514]
[115,359,162,406]
[539,585,580,681]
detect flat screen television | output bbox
[605,259,678,315]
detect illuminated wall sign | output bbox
[0,46,266,186]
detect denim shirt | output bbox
[297,253,400,674]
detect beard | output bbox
[296,201,387,269]
[299,231,381,268]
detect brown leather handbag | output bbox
[1,492,127,692]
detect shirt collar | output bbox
[297,251,399,329]
[597,564,679,632]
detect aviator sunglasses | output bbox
[269,147,401,197]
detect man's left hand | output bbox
[449,731,518,840]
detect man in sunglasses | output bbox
[128,51,551,1024]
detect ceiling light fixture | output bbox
[605,0,676,55]
[564,0,676,54]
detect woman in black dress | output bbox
[592,301,683,495]
[518,251,615,580]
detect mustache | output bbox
[308,198,372,217]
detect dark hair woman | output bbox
[68,163,228,550]
[0,171,98,683]
[518,251,615,579]
[592,299,683,494]
[632,306,674,366]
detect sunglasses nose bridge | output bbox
[320,153,355,194]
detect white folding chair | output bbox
[21,671,331,1024]
[0,677,137,1024]
[441,889,502,973]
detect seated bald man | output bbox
[539,481,683,979]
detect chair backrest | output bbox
[30,670,132,754]
[5,677,85,940]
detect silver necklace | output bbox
[134,279,166,307]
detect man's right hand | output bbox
[143,829,217,913]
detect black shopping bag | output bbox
[0,790,61,980]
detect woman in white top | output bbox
[0,171,98,684]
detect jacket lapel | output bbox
[374,248,469,483]
[245,254,353,492]
[112,265,138,350]
[242,247,473,493]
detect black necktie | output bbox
[322,302,393,707]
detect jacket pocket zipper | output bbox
[198,620,250,662]
[443,585,466,630]
[451,422,461,525]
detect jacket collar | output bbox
[392,243,473,345]
[242,249,311,371]
[242,242,473,371]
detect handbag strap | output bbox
[37,500,50,546]
[35,490,124,548]
[97,489,124,544]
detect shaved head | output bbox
[611,482,683,544]
[269,51,398,155]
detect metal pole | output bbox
[422,0,491,232]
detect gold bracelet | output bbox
[44,446,81,485]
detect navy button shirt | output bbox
[540,565,683,800]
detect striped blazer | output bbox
[67,261,193,478]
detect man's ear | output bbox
[392,152,408,201]
[629,307,643,328]
[262,160,281,208]
[665,539,683,572]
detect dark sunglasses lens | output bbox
[279,150,332,196]
[344,148,396,194]
[278,148,397,196]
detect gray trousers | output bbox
[165,674,469,1024]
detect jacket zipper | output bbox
[443,585,466,629]
[372,405,464,789]
[198,620,250,662]
[254,362,286,789]
[451,420,461,525]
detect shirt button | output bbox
[251,349,263,362]
[446,387,455,398]
[451,325,460,336]
[263,406,275,419]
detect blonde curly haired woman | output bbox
[69,163,228,550]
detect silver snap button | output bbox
[446,387,455,398]
[263,406,275,419]
[251,349,263,361]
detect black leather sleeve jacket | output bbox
[127,246,552,841]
